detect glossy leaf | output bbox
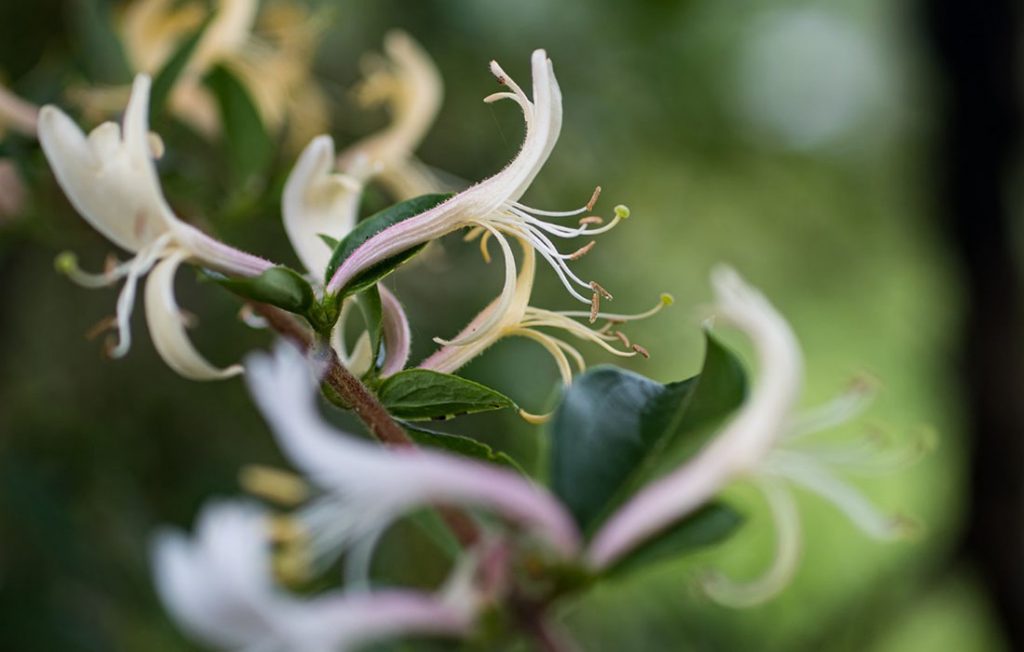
[323,193,451,297]
[376,369,517,421]
[605,503,744,577]
[402,422,524,473]
[550,332,747,532]
[203,64,272,186]
[212,266,314,315]
[150,14,212,122]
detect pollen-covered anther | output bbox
[578,215,604,226]
[568,240,596,261]
[240,464,311,506]
[586,185,602,212]
[589,292,601,323]
[632,343,650,359]
[590,281,613,300]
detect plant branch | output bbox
[250,302,481,547]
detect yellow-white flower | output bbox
[78,0,327,148]
[586,267,920,605]
[420,239,670,418]
[338,30,444,200]
[41,75,273,379]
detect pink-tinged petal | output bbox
[586,267,803,568]
[378,286,412,376]
[144,249,244,380]
[325,50,562,296]
[169,219,274,277]
[245,342,580,557]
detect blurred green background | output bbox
[0,0,1009,650]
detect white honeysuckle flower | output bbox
[338,30,444,200]
[326,49,627,323]
[245,342,581,563]
[40,74,273,379]
[586,267,919,605]
[420,239,670,420]
[154,500,476,652]
[283,135,412,376]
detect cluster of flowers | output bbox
[0,1,923,649]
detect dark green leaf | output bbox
[376,369,517,421]
[550,332,747,533]
[605,503,744,577]
[323,193,452,296]
[149,14,213,123]
[203,64,273,186]
[70,0,131,84]
[213,266,314,315]
[356,286,383,372]
[402,422,524,473]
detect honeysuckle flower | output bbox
[420,239,670,420]
[40,74,274,379]
[337,30,444,200]
[154,499,476,652]
[283,135,412,376]
[245,342,581,562]
[586,267,918,605]
[77,0,327,147]
[325,49,627,325]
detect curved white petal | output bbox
[284,135,365,277]
[378,286,412,376]
[145,249,243,380]
[39,79,172,253]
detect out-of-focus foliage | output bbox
[0,0,1008,650]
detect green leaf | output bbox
[402,422,524,473]
[69,0,132,84]
[355,286,383,372]
[376,369,517,421]
[605,503,744,577]
[550,332,747,533]
[323,193,452,297]
[203,64,273,187]
[149,13,213,123]
[212,266,314,315]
